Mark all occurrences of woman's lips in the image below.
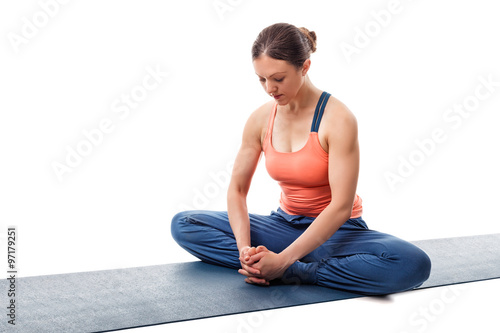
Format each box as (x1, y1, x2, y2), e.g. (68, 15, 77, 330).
(273, 94, 282, 100)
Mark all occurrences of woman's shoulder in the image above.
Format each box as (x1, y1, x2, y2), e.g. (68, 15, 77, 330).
(252, 99, 275, 121)
(321, 95, 358, 151)
(323, 95, 358, 131)
(245, 100, 275, 130)
(239, 100, 275, 149)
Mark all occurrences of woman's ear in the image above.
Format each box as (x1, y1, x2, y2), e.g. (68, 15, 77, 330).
(301, 59, 311, 76)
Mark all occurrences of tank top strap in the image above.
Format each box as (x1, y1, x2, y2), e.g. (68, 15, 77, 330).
(262, 103, 278, 151)
(311, 91, 331, 133)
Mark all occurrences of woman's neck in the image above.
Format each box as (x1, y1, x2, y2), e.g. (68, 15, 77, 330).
(281, 75, 322, 115)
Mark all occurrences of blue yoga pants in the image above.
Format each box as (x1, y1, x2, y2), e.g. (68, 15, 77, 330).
(171, 207, 431, 296)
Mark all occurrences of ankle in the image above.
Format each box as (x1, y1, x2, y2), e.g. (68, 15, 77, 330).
(281, 261, 318, 285)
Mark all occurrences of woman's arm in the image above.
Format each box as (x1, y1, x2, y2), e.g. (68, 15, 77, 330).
(227, 105, 267, 269)
(280, 103, 360, 263)
(243, 101, 361, 282)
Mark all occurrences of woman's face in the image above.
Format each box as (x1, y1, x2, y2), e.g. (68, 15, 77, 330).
(253, 54, 309, 105)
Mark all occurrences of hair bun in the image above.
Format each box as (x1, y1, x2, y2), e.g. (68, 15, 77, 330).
(299, 27, 317, 53)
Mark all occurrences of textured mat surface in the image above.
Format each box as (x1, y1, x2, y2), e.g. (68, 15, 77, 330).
(412, 233, 500, 288)
(1, 233, 499, 332)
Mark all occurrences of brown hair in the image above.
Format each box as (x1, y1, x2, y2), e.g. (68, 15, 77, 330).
(251, 23, 317, 70)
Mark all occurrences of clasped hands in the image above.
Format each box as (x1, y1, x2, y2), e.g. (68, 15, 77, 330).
(238, 245, 292, 286)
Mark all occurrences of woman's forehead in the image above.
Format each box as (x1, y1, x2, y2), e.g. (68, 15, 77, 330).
(253, 56, 291, 77)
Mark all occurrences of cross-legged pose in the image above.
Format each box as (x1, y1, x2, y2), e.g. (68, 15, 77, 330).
(171, 22, 431, 295)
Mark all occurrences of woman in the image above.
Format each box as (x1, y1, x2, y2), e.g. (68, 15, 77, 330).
(171, 22, 431, 295)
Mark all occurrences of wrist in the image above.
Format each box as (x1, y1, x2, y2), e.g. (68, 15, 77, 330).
(278, 250, 298, 268)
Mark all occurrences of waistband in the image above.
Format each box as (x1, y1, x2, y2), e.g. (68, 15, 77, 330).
(272, 206, 366, 228)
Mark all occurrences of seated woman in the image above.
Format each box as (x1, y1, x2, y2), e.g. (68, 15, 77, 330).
(171, 22, 431, 296)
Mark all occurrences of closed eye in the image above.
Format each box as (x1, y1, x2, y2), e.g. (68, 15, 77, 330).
(259, 77, 284, 82)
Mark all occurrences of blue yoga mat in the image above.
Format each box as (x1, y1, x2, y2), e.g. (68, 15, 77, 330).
(1, 233, 499, 332)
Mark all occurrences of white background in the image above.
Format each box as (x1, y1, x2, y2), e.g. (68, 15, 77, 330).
(1, 0, 499, 332)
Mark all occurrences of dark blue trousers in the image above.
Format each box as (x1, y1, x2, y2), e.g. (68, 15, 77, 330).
(171, 207, 431, 295)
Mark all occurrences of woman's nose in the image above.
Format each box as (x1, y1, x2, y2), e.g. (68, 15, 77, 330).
(265, 82, 276, 95)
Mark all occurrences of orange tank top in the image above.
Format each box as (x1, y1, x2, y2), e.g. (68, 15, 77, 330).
(262, 91, 363, 218)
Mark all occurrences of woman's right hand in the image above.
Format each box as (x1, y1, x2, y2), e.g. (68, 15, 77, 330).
(238, 246, 270, 285)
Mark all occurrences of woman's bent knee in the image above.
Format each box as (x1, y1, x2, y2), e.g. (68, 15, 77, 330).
(393, 245, 431, 293)
(410, 247, 432, 287)
(170, 211, 193, 246)
(376, 241, 431, 294)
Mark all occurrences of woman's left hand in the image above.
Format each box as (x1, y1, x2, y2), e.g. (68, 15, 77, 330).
(238, 246, 293, 284)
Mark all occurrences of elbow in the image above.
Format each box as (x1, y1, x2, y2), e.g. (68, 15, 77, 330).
(339, 209, 353, 222)
(327, 202, 353, 222)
